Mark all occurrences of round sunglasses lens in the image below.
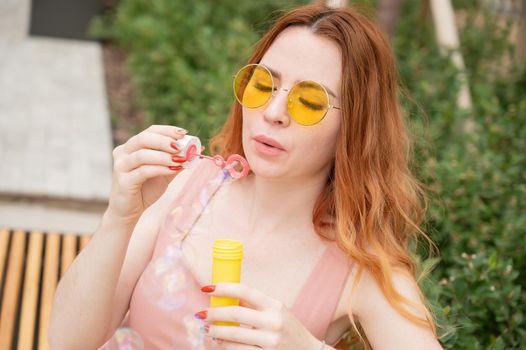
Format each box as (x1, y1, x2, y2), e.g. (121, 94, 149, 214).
(287, 81, 329, 125)
(233, 65, 273, 108)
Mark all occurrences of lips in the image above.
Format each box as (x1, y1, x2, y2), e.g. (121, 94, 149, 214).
(253, 135, 285, 151)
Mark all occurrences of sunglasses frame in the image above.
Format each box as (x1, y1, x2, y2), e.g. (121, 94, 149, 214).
(233, 63, 340, 126)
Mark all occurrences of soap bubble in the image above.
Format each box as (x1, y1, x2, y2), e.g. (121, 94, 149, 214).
(105, 328, 144, 350)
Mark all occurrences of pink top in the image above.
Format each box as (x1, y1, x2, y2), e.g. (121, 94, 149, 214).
(100, 159, 351, 349)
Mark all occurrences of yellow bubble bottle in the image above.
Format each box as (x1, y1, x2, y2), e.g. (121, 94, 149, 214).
(210, 239, 243, 326)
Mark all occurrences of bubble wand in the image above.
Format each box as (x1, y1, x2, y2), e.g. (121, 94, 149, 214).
(176, 135, 250, 179)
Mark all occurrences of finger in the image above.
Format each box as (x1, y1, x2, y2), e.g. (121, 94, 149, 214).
(119, 164, 183, 189)
(146, 124, 188, 139)
(206, 283, 280, 310)
(206, 325, 274, 348)
(123, 131, 183, 155)
(145, 125, 188, 146)
(203, 306, 274, 330)
(116, 148, 187, 172)
(239, 299, 258, 310)
(217, 340, 260, 350)
(112, 144, 125, 159)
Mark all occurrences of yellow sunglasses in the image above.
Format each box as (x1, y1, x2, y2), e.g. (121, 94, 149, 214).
(233, 64, 340, 126)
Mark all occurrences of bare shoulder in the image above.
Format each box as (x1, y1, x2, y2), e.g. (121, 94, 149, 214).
(350, 268, 423, 316)
(348, 267, 442, 349)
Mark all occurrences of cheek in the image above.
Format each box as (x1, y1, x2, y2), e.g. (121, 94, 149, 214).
(287, 128, 338, 176)
(310, 134, 337, 162)
(299, 123, 339, 160)
(241, 111, 253, 148)
(241, 109, 261, 161)
(321, 115, 341, 158)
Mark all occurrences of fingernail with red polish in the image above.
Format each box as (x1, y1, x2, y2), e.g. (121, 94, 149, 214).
(201, 285, 215, 293)
(170, 142, 179, 151)
(172, 155, 187, 163)
(194, 310, 207, 320)
(168, 165, 183, 171)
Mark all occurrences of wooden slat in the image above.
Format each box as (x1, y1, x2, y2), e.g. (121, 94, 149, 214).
(0, 229, 91, 348)
(39, 232, 60, 350)
(0, 228, 9, 288)
(80, 235, 91, 250)
(18, 230, 44, 350)
(0, 229, 26, 349)
(61, 234, 77, 279)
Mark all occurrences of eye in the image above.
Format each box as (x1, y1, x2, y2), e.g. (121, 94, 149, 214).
(254, 82, 273, 92)
(299, 97, 324, 111)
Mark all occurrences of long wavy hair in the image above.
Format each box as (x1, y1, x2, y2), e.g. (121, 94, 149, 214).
(210, 3, 437, 342)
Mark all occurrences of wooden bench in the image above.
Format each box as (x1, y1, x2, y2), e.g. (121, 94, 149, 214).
(0, 228, 91, 350)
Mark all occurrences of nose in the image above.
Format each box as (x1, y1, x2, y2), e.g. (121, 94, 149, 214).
(262, 88, 291, 127)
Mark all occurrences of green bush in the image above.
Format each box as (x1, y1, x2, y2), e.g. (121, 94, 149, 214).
(91, 0, 526, 348)
(90, 0, 310, 140)
(395, 0, 526, 348)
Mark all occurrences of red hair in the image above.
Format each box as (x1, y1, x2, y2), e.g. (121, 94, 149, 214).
(210, 3, 437, 342)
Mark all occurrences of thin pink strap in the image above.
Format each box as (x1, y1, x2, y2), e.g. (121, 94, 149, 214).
(291, 242, 351, 340)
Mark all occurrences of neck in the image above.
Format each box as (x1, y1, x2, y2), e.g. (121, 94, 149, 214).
(242, 169, 330, 236)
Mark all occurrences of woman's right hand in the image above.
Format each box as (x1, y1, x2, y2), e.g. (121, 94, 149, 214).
(106, 125, 189, 225)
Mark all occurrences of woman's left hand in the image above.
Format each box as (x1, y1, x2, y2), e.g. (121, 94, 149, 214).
(195, 282, 321, 349)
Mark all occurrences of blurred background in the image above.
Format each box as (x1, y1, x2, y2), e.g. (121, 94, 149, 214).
(0, 0, 524, 349)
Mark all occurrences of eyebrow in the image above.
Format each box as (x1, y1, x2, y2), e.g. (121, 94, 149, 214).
(262, 64, 338, 99)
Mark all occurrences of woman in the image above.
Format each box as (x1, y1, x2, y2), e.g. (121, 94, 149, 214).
(50, 4, 443, 349)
